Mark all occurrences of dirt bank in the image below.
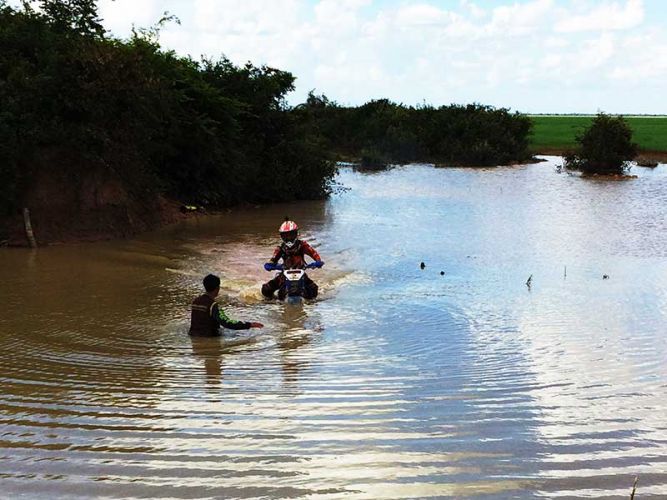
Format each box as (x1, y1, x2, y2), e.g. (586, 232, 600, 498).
(0, 167, 187, 247)
(534, 148, 667, 162)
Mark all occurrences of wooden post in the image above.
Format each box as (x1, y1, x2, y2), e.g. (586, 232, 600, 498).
(23, 207, 37, 248)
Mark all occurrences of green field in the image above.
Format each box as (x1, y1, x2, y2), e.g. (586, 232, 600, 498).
(529, 115, 667, 153)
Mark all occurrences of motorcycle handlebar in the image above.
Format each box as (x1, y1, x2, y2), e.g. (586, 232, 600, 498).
(264, 262, 322, 271)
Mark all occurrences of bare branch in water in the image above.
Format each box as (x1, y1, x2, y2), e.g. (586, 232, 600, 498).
(630, 476, 638, 500)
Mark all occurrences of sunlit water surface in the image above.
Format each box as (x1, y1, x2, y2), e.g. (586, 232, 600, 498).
(1, 157, 666, 498)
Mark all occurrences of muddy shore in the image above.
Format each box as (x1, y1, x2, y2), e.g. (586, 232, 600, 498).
(535, 147, 667, 163)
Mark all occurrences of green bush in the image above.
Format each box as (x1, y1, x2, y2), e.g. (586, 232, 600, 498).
(0, 0, 335, 217)
(297, 95, 533, 167)
(564, 113, 638, 174)
(0, 0, 534, 227)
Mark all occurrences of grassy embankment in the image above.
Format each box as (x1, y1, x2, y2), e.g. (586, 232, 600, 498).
(529, 115, 667, 158)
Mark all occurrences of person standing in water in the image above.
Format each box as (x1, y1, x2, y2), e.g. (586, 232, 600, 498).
(189, 274, 263, 336)
(261, 218, 324, 300)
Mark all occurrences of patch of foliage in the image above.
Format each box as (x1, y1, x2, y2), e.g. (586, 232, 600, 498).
(564, 113, 638, 174)
(0, 0, 335, 216)
(1, 0, 535, 224)
(295, 93, 533, 167)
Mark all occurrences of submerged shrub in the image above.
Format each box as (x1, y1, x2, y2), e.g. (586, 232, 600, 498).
(564, 113, 638, 174)
(360, 148, 389, 169)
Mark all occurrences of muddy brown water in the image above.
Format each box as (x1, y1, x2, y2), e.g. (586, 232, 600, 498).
(1, 157, 666, 498)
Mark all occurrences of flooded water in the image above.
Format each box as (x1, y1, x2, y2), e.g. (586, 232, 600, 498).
(1, 157, 666, 498)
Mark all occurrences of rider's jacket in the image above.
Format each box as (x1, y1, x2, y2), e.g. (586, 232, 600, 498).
(268, 239, 321, 269)
(189, 294, 251, 336)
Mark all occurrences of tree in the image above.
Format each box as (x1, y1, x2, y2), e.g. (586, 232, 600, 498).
(0, 0, 335, 232)
(38, 0, 105, 38)
(564, 113, 638, 174)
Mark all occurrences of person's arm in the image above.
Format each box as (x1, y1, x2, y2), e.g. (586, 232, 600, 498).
(211, 303, 251, 330)
(269, 245, 283, 264)
(301, 241, 322, 262)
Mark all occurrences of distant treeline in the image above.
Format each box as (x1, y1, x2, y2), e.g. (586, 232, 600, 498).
(296, 93, 533, 167)
(1, 0, 533, 225)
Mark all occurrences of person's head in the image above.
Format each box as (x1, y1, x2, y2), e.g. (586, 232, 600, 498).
(203, 274, 221, 295)
(279, 218, 299, 248)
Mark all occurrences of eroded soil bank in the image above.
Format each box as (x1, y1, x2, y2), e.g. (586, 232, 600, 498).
(0, 167, 186, 247)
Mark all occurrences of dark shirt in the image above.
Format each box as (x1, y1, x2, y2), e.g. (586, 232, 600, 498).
(189, 293, 251, 336)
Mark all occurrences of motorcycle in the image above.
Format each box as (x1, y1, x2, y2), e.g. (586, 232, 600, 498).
(264, 262, 321, 303)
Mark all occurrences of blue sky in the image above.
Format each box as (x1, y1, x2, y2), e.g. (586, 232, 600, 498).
(10, 0, 667, 113)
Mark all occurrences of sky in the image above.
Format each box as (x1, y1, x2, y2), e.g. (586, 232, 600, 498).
(11, 0, 667, 113)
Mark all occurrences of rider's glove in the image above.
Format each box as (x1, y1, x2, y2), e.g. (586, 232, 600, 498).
(313, 261, 324, 268)
(264, 262, 275, 271)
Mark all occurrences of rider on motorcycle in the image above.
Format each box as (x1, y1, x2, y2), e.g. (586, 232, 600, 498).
(261, 219, 324, 300)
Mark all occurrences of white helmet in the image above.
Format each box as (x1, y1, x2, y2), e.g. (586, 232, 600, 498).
(279, 219, 299, 248)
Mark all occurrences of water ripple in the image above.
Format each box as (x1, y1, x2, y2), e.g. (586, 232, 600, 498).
(1, 161, 667, 498)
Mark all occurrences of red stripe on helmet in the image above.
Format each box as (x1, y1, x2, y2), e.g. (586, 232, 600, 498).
(279, 221, 298, 232)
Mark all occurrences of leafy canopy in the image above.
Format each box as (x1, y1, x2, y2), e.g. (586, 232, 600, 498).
(565, 113, 638, 174)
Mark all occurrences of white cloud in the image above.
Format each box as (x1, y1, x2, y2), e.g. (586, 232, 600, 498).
(608, 30, 667, 82)
(577, 32, 616, 69)
(192, 0, 301, 35)
(394, 4, 454, 27)
(460, 0, 487, 20)
(160, 0, 308, 66)
(486, 0, 554, 36)
(5, 0, 665, 112)
(544, 36, 571, 49)
(98, 0, 162, 37)
(555, 0, 644, 33)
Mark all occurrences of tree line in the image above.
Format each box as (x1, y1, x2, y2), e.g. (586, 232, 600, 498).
(0, 0, 335, 220)
(295, 93, 533, 167)
(0, 0, 535, 229)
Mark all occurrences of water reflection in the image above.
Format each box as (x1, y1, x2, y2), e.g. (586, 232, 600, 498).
(276, 303, 313, 390)
(189, 335, 259, 386)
